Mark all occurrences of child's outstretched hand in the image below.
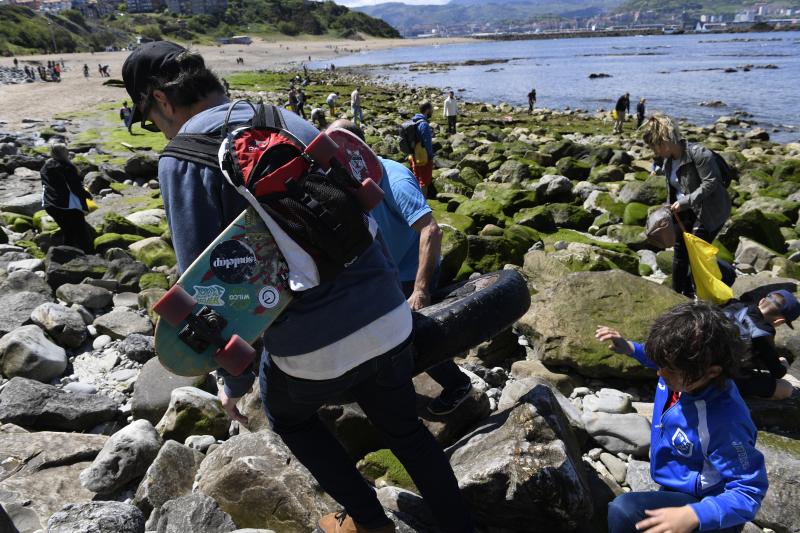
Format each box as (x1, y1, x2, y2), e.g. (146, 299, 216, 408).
(595, 326, 633, 356)
(635, 506, 699, 533)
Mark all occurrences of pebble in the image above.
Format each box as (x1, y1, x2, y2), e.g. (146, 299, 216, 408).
(570, 387, 591, 398)
(64, 382, 98, 395)
(93, 335, 112, 350)
(110, 369, 138, 382)
(587, 448, 603, 461)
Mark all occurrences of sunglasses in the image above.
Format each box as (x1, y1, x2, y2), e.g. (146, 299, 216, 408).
(139, 97, 161, 133)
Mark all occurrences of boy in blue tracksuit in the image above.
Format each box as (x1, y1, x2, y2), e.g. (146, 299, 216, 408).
(596, 302, 768, 533)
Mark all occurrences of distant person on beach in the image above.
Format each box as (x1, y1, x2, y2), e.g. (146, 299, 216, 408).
(121, 40, 473, 533)
(13, 58, 18, 69)
(40, 144, 93, 253)
(329, 118, 474, 414)
(443, 90, 458, 134)
(640, 114, 731, 298)
(296, 88, 307, 119)
(83, 64, 89, 79)
(120, 101, 133, 134)
(310, 105, 327, 128)
(598, 303, 768, 533)
(637, 97, 647, 128)
(326, 92, 338, 116)
(287, 87, 298, 113)
(409, 101, 435, 196)
(614, 92, 630, 133)
(351, 86, 363, 126)
(527, 88, 536, 113)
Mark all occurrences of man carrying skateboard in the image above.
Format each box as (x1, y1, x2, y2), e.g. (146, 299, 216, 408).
(329, 119, 473, 415)
(122, 42, 473, 533)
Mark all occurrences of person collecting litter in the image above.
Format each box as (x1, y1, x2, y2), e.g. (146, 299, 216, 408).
(122, 41, 473, 533)
(596, 302, 768, 533)
(640, 114, 731, 299)
(40, 144, 94, 253)
(328, 119, 474, 415)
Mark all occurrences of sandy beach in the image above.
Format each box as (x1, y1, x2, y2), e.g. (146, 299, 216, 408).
(0, 35, 472, 130)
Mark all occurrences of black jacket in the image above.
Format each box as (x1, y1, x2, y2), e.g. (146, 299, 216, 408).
(40, 158, 89, 211)
(615, 95, 629, 113)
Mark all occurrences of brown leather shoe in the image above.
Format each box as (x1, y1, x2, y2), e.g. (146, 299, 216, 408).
(317, 511, 396, 533)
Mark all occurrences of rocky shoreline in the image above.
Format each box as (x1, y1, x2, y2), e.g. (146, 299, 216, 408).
(0, 69, 798, 533)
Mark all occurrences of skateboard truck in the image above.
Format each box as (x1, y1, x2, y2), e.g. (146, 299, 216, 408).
(178, 306, 228, 353)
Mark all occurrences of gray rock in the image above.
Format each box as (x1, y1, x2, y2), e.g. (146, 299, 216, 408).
(119, 334, 155, 364)
(113, 292, 140, 309)
(47, 501, 145, 533)
(6, 258, 43, 273)
(0, 193, 41, 217)
(582, 411, 651, 458)
(125, 153, 159, 181)
(133, 440, 204, 517)
(93, 308, 153, 339)
(582, 388, 634, 414)
(196, 431, 336, 532)
(448, 381, 592, 531)
(56, 283, 113, 309)
(755, 433, 800, 533)
(735, 237, 779, 272)
(102, 254, 148, 292)
(80, 419, 162, 494)
(375, 486, 439, 533)
(132, 358, 209, 425)
(0, 269, 52, 298)
(2, 501, 36, 532)
(64, 382, 97, 394)
(185, 434, 216, 453)
(155, 387, 228, 443)
(618, 175, 667, 205)
(624, 459, 659, 492)
(93, 335, 112, 350)
(0, 377, 118, 431)
(126, 209, 167, 227)
(536, 174, 573, 201)
(0, 429, 107, 478)
(45, 248, 108, 288)
(29, 302, 87, 348)
(152, 493, 236, 533)
(0, 291, 51, 336)
(599, 452, 627, 484)
(0, 324, 67, 382)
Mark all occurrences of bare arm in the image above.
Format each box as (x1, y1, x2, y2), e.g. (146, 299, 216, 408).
(408, 213, 442, 310)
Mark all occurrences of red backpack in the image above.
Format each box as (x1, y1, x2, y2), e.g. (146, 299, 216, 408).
(161, 101, 383, 282)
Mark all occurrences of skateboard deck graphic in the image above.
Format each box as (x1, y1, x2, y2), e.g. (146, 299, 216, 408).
(154, 206, 292, 376)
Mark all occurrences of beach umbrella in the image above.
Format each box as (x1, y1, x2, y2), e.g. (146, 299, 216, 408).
(676, 215, 732, 305)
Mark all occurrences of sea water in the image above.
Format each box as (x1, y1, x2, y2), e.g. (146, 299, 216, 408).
(321, 31, 800, 143)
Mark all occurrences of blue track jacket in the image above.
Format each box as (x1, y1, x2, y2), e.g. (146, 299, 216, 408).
(630, 343, 768, 530)
(412, 113, 433, 159)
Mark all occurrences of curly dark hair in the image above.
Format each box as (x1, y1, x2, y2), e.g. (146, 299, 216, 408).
(644, 301, 744, 389)
(142, 50, 224, 110)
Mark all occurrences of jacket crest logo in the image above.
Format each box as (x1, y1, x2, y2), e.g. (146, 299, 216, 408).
(671, 428, 694, 457)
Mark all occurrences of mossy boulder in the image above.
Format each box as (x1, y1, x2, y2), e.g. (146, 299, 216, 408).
(155, 387, 229, 443)
(439, 225, 468, 284)
(491, 159, 532, 184)
(605, 224, 649, 251)
(472, 182, 539, 216)
(772, 158, 800, 181)
(357, 449, 416, 492)
(555, 157, 591, 180)
(129, 237, 177, 269)
(517, 270, 688, 378)
(94, 233, 144, 253)
(623, 203, 649, 226)
(638, 263, 654, 276)
(32, 210, 59, 232)
(457, 154, 489, 178)
(737, 197, 800, 224)
(460, 228, 537, 277)
(543, 139, 591, 161)
(619, 174, 667, 205)
(101, 212, 161, 238)
(544, 203, 594, 231)
(718, 208, 786, 254)
(458, 166, 484, 189)
(139, 272, 170, 291)
(586, 191, 626, 219)
(435, 210, 476, 234)
(589, 165, 625, 183)
(513, 206, 556, 232)
(550, 242, 639, 275)
(656, 250, 674, 274)
(455, 198, 508, 229)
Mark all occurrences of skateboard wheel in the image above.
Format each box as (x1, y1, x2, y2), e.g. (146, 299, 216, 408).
(215, 335, 257, 376)
(305, 132, 339, 170)
(354, 178, 384, 211)
(153, 285, 197, 328)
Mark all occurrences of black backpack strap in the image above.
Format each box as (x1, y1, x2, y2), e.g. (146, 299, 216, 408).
(161, 133, 223, 169)
(252, 102, 286, 131)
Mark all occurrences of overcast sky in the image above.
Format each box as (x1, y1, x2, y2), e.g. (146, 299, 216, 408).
(333, 0, 450, 6)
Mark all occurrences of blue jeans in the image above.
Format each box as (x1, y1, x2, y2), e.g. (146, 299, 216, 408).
(259, 340, 473, 533)
(352, 105, 364, 125)
(608, 491, 744, 533)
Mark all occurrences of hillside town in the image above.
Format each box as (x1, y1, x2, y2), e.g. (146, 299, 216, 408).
(0, 0, 227, 16)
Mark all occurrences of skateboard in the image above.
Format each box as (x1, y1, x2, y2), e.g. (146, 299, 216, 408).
(153, 129, 384, 377)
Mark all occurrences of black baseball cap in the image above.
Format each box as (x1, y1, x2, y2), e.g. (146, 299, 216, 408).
(122, 41, 187, 126)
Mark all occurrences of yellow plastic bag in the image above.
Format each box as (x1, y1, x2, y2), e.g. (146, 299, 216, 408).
(413, 143, 429, 166)
(612, 109, 618, 121)
(683, 232, 733, 305)
(86, 198, 98, 212)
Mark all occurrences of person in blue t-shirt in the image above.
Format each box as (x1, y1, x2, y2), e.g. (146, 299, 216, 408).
(329, 120, 474, 415)
(596, 302, 768, 533)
